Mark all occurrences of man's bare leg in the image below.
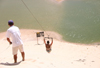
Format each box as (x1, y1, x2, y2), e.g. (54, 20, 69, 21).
(21, 52, 25, 61)
(14, 54, 17, 63)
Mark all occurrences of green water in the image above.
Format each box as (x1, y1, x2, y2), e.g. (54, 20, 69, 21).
(0, 0, 100, 44)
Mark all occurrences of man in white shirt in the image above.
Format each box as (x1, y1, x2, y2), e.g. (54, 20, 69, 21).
(6, 20, 25, 63)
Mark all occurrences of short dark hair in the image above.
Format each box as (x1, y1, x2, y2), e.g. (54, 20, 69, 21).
(47, 41, 49, 44)
(8, 22, 13, 26)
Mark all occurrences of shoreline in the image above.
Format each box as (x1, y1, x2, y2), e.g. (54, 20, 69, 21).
(0, 29, 99, 46)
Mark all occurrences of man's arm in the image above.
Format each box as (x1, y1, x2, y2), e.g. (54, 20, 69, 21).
(50, 38, 53, 46)
(44, 38, 46, 44)
(7, 38, 12, 44)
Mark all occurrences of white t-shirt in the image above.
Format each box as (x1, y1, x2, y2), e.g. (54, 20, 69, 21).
(6, 26, 23, 47)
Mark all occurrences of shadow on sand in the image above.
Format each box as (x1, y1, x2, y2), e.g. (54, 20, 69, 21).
(0, 61, 22, 66)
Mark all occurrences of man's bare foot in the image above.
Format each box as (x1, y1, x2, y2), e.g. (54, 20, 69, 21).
(22, 59, 25, 61)
(14, 61, 17, 63)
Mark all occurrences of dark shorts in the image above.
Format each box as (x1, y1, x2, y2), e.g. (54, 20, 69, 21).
(46, 48, 51, 53)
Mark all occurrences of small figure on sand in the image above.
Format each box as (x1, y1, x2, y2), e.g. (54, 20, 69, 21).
(6, 20, 25, 63)
(44, 37, 53, 53)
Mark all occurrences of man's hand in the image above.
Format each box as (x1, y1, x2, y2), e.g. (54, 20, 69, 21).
(10, 42, 12, 45)
(7, 38, 12, 45)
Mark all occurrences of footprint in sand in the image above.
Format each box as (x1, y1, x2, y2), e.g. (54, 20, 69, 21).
(32, 60, 37, 62)
(39, 62, 44, 64)
(25, 59, 37, 62)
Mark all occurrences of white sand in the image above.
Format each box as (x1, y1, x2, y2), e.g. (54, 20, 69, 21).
(0, 29, 100, 68)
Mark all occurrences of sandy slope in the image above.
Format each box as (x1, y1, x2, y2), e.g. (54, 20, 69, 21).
(0, 29, 100, 68)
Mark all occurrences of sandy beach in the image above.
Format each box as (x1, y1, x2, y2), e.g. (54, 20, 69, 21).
(0, 29, 100, 68)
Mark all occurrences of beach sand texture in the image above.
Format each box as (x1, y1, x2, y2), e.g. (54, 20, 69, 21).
(0, 29, 100, 68)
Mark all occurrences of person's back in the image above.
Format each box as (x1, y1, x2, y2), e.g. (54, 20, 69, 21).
(44, 38, 53, 53)
(7, 26, 23, 47)
(46, 44, 51, 48)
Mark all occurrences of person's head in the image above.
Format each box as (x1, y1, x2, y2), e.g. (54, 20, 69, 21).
(8, 20, 14, 26)
(47, 41, 49, 44)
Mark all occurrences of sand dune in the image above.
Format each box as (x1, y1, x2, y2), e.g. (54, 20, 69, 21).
(56, 0, 64, 2)
(0, 29, 100, 68)
(50, 0, 64, 3)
